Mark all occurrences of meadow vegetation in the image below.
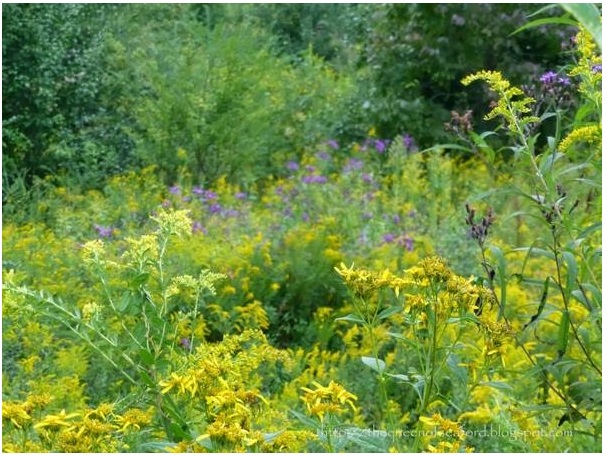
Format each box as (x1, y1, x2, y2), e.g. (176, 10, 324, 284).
(2, 4, 602, 452)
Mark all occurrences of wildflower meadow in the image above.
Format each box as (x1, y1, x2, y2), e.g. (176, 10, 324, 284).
(2, 4, 602, 453)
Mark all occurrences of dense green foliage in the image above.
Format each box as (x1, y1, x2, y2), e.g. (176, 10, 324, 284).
(3, 3, 573, 192)
(2, 3, 602, 454)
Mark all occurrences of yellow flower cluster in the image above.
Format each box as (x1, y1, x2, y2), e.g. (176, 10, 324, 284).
(81, 239, 106, 265)
(159, 329, 290, 452)
(152, 208, 193, 238)
(167, 268, 227, 299)
(2, 400, 147, 452)
(114, 407, 154, 433)
(420, 412, 469, 452)
(335, 262, 409, 298)
(461, 70, 539, 133)
(300, 380, 358, 421)
(568, 28, 602, 106)
(122, 234, 160, 268)
(558, 124, 602, 157)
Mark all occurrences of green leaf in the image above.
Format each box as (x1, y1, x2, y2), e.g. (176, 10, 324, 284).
(522, 276, 551, 330)
(513, 246, 555, 260)
(560, 251, 578, 300)
(512, 15, 578, 36)
(138, 368, 157, 389)
(361, 356, 386, 374)
(289, 409, 320, 429)
(195, 436, 214, 451)
(560, 3, 602, 50)
(446, 316, 478, 325)
(130, 272, 150, 288)
(571, 290, 592, 309)
(139, 348, 156, 366)
(339, 427, 389, 452)
(557, 311, 570, 356)
(387, 332, 420, 349)
(469, 131, 496, 162)
(386, 373, 409, 382)
(481, 381, 514, 391)
(377, 306, 402, 321)
(488, 245, 508, 317)
(263, 430, 284, 443)
(335, 314, 364, 324)
(421, 143, 473, 154)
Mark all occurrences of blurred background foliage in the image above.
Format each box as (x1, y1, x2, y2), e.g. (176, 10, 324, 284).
(3, 3, 571, 195)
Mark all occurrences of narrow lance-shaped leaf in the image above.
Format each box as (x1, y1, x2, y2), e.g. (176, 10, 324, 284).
(557, 310, 570, 357)
(523, 276, 551, 330)
(560, 251, 578, 301)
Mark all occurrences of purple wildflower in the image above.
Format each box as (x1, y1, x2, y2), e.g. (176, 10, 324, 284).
(203, 190, 218, 201)
(180, 338, 191, 350)
(94, 224, 114, 238)
(362, 173, 374, 184)
(192, 221, 207, 235)
(402, 134, 417, 151)
(193, 186, 204, 196)
(169, 185, 181, 195)
(383, 233, 396, 243)
(401, 236, 414, 252)
(286, 161, 299, 171)
(209, 203, 222, 214)
(374, 139, 387, 153)
(592, 64, 602, 73)
(539, 71, 558, 84)
(327, 139, 339, 149)
(161, 200, 171, 208)
(316, 151, 330, 161)
(343, 158, 364, 173)
(302, 175, 328, 184)
(392, 214, 401, 224)
(540, 71, 570, 86)
(305, 165, 316, 173)
(235, 191, 247, 200)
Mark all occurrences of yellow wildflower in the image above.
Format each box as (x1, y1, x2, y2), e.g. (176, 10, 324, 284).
(558, 125, 601, 156)
(152, 208, 192, 238)
(300, 380, 358, 421)
(335, 262, 408, 298)
(2, 401, 32, 428)
(462, 70, 539, 133)
(18, 355, 40, 374)
(420, 412, 464, 438)
(458, 404, 493, 424)
(33, 409, 80, 430)
(80, 301, 101, 321)
(24, 393, 53, 410)
(81, 239, 105, 265)
(159, 372, 190, 395)
(114, 408, 153, 433)
(85, 402, 114, 421)
(234, 300, 270, 330)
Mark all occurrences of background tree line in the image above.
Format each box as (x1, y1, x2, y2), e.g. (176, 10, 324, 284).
(3, 3, 569, 194)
